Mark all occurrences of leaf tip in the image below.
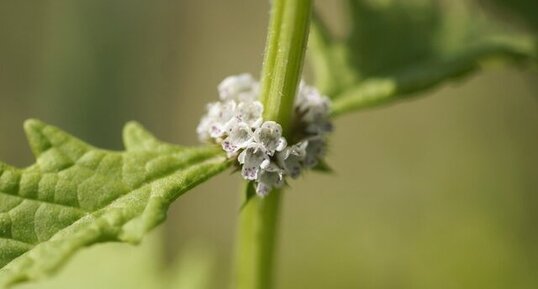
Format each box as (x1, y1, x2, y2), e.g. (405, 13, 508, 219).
(123, 121, 144, 133)
(23, 118, 45, 132)
(23, 118, 52, 156)
(123, 121, 159, 151)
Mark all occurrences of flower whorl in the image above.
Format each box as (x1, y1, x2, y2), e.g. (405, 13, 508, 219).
(197, 74, 332, 196)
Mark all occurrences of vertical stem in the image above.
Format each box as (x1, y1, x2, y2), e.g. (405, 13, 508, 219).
(234, 183, 282, 289)
(259, 0, 313, 133)
(233, 1, 312, 289)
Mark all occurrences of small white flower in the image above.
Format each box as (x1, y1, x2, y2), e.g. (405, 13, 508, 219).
(199, 100, 238, 139)
(296, 83, 331, 124)
(197, 101, 229, 142)
(196, 115, 213, 142)
(276, 141, 307, 178)
(222, 122, 254, 155)
(255, 182, 271, 197)
(256, 165, 284, 197)
(254, 121, 287, 156)
(238, 144, 268, 180)
(218, 74, 259, 102)
(235, 101, 264, 128)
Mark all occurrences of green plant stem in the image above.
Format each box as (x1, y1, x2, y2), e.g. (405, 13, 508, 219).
(233, 0, 312, 289)
(234, 183, 282, 289)
(259, 0, 312, 133)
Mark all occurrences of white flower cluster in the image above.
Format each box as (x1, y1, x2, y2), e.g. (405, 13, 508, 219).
(197, 74, 332, 197)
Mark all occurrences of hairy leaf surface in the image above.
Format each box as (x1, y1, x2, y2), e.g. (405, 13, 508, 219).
(310, 0, 537, 116)
(0, 120, 230, 287)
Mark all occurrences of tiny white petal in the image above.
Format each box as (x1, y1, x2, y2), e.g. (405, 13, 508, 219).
(260, 159, 271, 169)
(276, 137, 287, 152)
(209, 123, 226, 138)
(196, 116, 212, 142)
(296, 82, 331, 124)
(255, 169, 284, 196)
(239, 144, 268, 180)
(219, 101, 238, 123)
(238, 150, 247, 164)
(236, 101, 264, 128)
(276, 141, 307, 178)
(256, 182, 271, 197)
(222, 122, 254, 154)
(254, 121, 284, 155)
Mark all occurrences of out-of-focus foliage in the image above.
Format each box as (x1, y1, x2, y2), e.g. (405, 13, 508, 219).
(17, 231, 217, 289)
(17, 232, 165, 289)
(309, 0, 537, 116)
(485, 0, 538, 32)
(0, 120, 228, 287)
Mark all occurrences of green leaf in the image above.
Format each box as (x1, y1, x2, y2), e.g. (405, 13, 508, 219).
(0, 119, 230, 287)
(309, 0, 537, 116)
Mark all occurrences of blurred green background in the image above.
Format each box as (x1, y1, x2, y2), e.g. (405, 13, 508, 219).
(1, 1, 537, 289)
